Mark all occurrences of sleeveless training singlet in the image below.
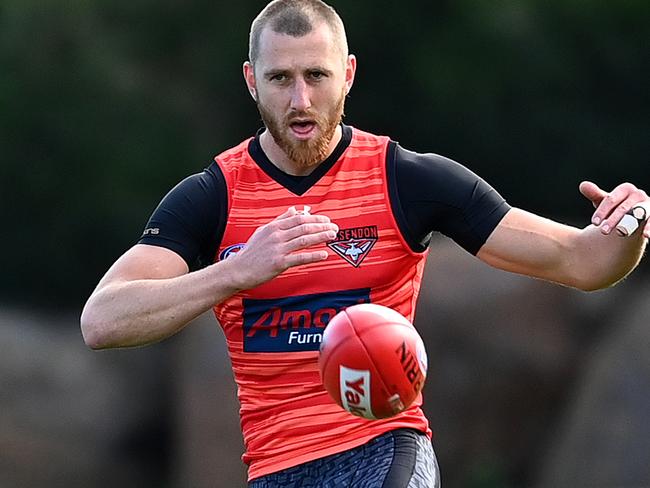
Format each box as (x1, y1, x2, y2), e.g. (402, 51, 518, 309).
(138, 124, 511, 481)
(213, 127, 430, 480)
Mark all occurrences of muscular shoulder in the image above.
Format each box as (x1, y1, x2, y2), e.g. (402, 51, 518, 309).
(393, 145, 484, 204)
(138, 162, 227, 270)
(389, 143, 510, 254)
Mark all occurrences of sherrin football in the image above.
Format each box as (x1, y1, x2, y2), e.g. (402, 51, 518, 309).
(318, 303, 428, 419)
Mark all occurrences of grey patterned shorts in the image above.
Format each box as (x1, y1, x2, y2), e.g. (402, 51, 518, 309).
(248, 429, 441, 488)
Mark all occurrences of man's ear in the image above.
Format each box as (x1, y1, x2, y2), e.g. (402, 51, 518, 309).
(243, 61, 257, 101)
(345, 54, 357, 96)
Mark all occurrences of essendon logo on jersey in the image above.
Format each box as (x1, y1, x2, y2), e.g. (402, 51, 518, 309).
(242, 288, 371, 353)
(327, 225, 378, 267)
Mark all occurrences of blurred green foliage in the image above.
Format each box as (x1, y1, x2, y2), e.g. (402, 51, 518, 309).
(1, 0, 648, 307)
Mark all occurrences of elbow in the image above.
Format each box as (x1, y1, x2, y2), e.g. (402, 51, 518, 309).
(563, 257, 625, 292)
(569, 273, 620, 293)
(80, 308, 112, 350)
(578, 279, 622, 293)
(574, 281, 607, 293)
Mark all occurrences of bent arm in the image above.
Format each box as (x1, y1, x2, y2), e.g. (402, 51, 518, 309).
(477, 208, 647, 291)
(80, 244, 244, 349)
(80, 207, 338, 349)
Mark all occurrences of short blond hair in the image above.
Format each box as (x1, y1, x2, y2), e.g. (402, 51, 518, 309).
(248, 0, 348, 64)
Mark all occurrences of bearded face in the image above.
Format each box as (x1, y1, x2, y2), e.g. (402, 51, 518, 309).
(244, 22, 355, 171)
(257, 86, 346, 170)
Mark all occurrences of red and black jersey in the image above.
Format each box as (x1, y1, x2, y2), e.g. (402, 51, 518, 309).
(213, 127, 429, 479)
(138, 124, 511, 479)
(139, 125, 510, 268)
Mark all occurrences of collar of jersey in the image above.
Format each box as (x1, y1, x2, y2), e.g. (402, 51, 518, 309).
(248, 123, 353, 196)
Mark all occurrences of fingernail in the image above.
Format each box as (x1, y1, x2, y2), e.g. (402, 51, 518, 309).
(593, 216, 601, 225)
(602, 223, 610, 234)
(326, 231, 337, 239)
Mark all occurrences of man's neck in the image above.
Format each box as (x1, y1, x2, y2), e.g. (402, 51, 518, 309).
(259, 125, 343, 176)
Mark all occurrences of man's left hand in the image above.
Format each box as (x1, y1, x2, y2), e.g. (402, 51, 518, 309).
(579, 181, 650, 239)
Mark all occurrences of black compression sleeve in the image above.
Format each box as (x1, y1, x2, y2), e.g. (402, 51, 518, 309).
(388, 143, 511, 255)
(137, 161, 227, 270)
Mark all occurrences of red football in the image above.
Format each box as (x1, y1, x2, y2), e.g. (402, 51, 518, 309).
(318, 303, 428, 419)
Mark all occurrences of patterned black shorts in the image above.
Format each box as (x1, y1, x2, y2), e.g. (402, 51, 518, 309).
(248, 429, 440, 488)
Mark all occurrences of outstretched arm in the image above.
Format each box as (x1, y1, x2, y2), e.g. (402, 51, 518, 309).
(477, 181, 648, 291)
(80, 207, 338, 349)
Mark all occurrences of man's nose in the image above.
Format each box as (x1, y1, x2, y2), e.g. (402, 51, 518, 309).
(290, 78, 311, 112)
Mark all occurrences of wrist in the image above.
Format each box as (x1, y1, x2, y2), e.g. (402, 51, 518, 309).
(209, 254, 255, 295)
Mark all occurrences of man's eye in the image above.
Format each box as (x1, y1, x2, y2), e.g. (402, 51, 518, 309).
(309, 71, 325, 80)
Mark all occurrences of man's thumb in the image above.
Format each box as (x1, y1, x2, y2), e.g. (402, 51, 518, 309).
(579, 181, 606, 207)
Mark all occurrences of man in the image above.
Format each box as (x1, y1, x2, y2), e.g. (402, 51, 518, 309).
(80, 0, 649, 486)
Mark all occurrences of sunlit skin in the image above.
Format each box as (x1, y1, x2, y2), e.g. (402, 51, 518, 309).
(244, 23, 356, 175)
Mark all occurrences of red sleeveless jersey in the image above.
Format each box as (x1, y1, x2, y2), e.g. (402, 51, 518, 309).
(213, 127, 430, 480)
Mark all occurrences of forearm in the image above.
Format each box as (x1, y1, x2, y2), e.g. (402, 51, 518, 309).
(478, 208, 647, 291)
(81, 208, 338, 349)
(570, 224, 647, 291)
(80, 260, 242, 349)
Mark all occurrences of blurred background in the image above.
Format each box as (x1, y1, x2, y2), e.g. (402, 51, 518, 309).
(1, 0, 649, 487)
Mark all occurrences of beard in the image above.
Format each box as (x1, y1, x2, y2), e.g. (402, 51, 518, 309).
(257, 89, 346, 170)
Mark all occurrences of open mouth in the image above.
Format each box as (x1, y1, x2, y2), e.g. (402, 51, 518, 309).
(289, 120, 317, 138)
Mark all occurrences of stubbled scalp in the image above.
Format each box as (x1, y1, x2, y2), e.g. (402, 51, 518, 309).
(270, 8, 313, 38)
(249, 0, 349, 64)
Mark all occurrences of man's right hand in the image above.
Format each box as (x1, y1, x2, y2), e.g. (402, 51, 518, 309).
(229, 206, 338, 290)
(80, 206, 338, 349)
